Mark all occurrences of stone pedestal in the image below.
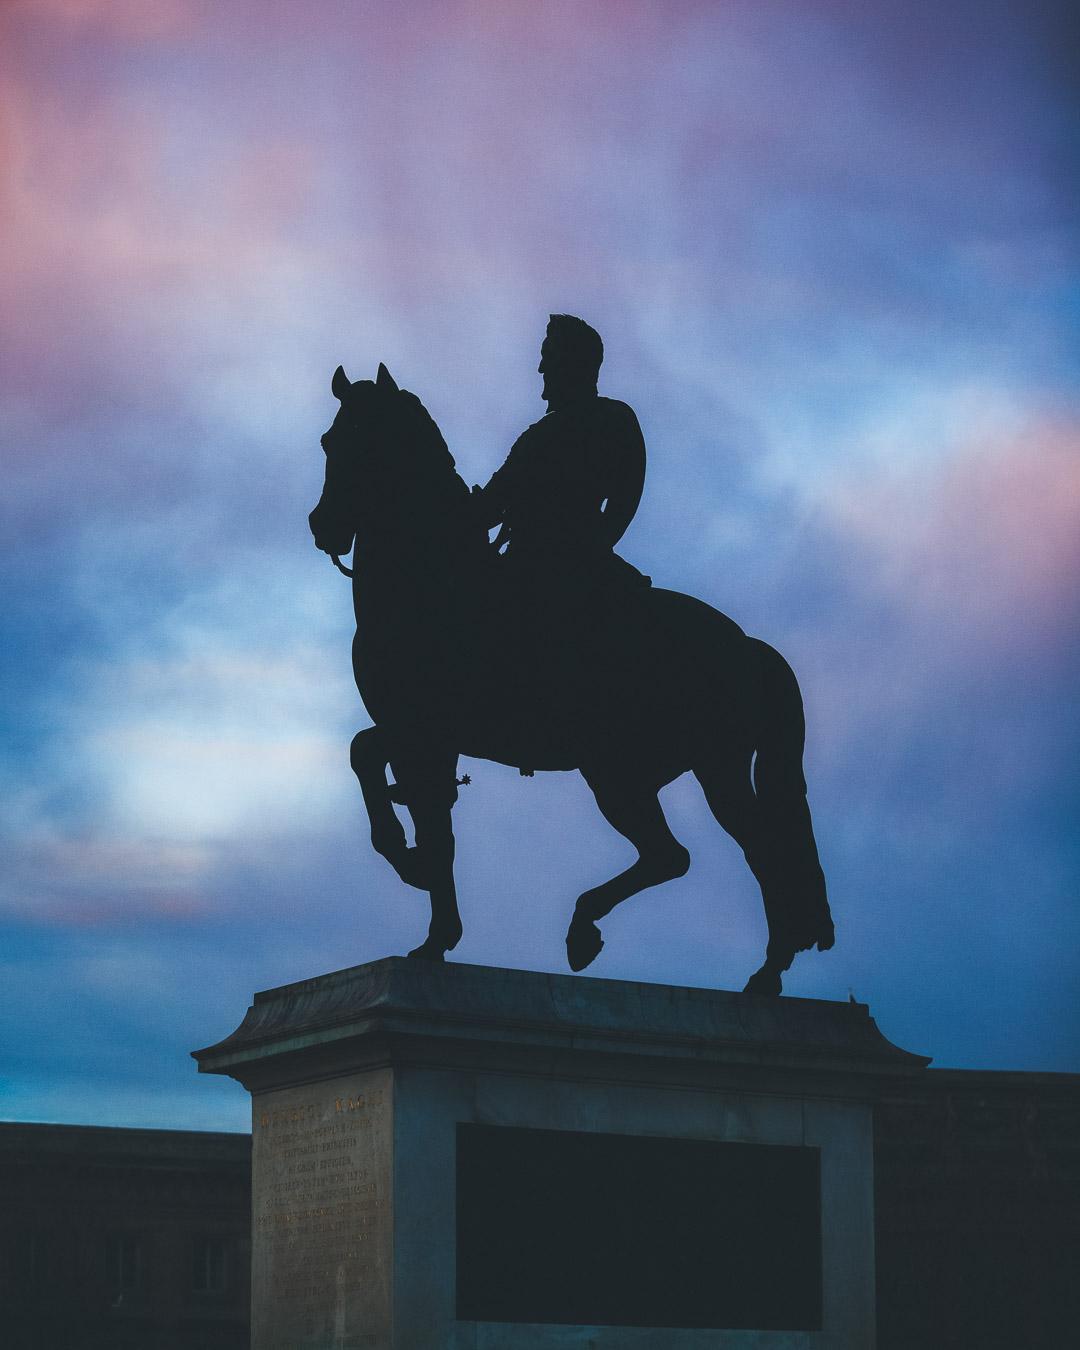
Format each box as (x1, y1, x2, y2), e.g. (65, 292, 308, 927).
(193, 959, 928, 1350)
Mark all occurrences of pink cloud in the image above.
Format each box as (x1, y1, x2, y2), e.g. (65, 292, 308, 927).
(38, 892, 210, 928)
(0, 51, 337, 490)
(795, 414, 1080, 773)
(7, 0, 193, 41)
(828, 416, 1080, 645)
(0, 832, 214, 916)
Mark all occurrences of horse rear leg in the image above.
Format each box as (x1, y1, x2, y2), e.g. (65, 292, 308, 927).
(749, 641, 833, 963)
(566, 772, 690, 972)
(740, 766, 833, 995)
(698, 641, 834, 995)
(695, 755, 796, 996)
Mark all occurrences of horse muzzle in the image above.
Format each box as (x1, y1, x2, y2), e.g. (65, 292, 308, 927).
(308, 506, 355, 559)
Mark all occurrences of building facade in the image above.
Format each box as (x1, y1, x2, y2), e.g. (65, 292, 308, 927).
(875, 1068, 1080, 1349)
(0, 1123, 250, 1350)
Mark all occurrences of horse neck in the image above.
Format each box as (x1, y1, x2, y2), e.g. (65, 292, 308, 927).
(351, 474, 478, 611)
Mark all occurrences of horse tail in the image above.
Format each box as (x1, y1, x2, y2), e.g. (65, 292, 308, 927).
(748, 639, 807, 798)
(747, 638, 835, 957)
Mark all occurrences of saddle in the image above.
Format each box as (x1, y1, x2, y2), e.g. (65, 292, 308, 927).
(461, 549, 654, 768)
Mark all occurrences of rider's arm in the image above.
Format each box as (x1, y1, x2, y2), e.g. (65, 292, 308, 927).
(599, 404, 646, 548)
(471, 430, 529, 530)
(470, 469, 507, 529)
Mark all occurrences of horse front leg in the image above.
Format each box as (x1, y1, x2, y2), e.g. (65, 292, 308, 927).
(404, 792, 462, 960)
(386, 747, 462, 961)
(350, 728, 430, 890)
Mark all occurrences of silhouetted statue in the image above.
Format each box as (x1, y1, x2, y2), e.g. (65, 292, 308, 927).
(470, 317, 652, 741)
(308, 319, 834, 995)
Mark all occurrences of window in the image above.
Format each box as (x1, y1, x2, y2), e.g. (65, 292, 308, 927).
(27, 1229, 59, 1286)
(107, 1233, 143, 1292)
(192, 1236, 228, 1293)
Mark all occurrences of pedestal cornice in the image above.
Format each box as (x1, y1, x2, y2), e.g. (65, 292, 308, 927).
(193, 957, 929, 1096)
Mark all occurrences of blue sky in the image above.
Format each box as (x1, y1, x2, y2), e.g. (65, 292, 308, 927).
(1, 0, 1077, 1131)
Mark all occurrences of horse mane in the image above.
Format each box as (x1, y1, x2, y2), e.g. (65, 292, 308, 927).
(394, 389, 460, 483)
(367, 387, 482, 560)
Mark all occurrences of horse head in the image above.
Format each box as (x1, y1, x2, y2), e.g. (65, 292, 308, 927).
(310, 361, 470, 570)
(308, 361, 423, 562)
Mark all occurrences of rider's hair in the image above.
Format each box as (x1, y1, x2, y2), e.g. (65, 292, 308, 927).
(547, 314, 603, 381)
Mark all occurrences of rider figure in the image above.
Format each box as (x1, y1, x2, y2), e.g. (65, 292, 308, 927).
(471, 315, 651, 737)
(472, 314, 650, 600)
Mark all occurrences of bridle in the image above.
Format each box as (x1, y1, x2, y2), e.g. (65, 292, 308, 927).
(331, 554, 354, 578)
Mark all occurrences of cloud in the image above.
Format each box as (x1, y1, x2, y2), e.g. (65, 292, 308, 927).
(6, 0, 193, 41)
(53, 638, 353, 829)
(0, 563, 364, 932)
(826, 413, 1080, 645)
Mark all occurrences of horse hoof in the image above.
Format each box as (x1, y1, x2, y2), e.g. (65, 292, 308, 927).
(394, 848, 432, 891)
(743, 967, 782, 997)
(566, 917, 604, 972)
(407, 939, 446, 961)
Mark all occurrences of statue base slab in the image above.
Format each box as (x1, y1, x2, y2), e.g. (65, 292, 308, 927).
(194, 958, 928, 1349)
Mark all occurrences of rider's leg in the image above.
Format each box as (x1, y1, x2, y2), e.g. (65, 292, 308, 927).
(566, 772, 690, 971)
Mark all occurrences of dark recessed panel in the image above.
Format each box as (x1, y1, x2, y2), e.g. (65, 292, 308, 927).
(456, 1123, 821, 1329)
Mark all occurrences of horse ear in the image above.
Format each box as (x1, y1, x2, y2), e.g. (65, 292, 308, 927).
(332, 365, 351, 401)
(376, 363, 398, 394)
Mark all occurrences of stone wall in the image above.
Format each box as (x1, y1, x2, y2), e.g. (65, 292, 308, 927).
(875, 1068, 1080, 1350)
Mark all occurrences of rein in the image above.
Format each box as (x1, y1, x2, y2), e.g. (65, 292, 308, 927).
(331, 553, 354, 578)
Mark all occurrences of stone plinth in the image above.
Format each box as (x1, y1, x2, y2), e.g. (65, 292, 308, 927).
(193, 959, 929, 1350)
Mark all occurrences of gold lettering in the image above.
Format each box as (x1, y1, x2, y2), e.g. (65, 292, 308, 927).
(259, 1103, 317, 1129)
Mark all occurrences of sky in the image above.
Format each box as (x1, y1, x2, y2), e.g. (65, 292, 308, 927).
(1, 0, 1077, 1132)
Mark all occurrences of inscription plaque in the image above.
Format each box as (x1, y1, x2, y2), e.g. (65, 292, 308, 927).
(251, 1071, 392, 1349)
(456, 1124, 822, 1329)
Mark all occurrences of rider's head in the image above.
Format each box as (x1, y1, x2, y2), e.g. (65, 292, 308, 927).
(539, 314, 603, 406)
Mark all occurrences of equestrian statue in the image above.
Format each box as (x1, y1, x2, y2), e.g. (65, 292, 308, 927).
(308, 315, 834, 995)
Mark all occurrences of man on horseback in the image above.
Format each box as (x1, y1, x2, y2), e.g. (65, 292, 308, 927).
(473, 314, 648, 591)
(310, 341, 833, 992)
(472, 316, 652, 725)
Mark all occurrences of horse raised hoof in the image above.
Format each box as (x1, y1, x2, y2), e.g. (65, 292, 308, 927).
(743, 965, 783, 997)
(385, 846, 431, 891)
(407, 937, 447, 961)
(566, 915, 604, 972)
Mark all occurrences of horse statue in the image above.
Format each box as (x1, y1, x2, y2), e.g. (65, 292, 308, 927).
(308, 363, 834, 995)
